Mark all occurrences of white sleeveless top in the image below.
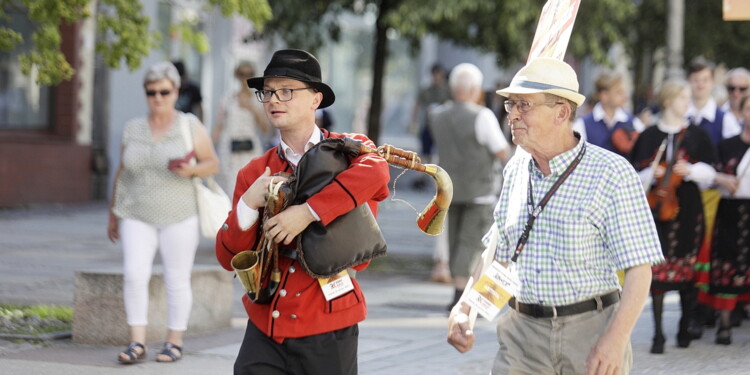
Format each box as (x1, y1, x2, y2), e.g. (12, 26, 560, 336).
(112, 112, 199, 225)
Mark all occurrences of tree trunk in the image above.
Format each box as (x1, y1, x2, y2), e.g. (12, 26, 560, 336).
(367, 0, 391, 145)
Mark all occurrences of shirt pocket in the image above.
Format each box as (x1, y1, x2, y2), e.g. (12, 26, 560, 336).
(548, 206, 601, 267)
(325, 287, 363, 314)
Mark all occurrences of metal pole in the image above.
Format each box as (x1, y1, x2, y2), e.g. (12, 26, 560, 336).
(666, 0, 685, 79)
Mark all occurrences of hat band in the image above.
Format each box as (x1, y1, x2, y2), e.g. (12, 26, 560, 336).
(264, 67, 322, 83)
(513, 80, 579, 94)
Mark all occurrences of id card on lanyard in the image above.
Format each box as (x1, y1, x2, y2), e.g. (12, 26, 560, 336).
(466, 262, 521, 319)
(467, 143, 586, 321)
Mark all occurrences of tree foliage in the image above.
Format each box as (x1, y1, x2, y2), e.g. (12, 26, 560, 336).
(390, 0, 636, 66)
(260, 0, 639, 141)
(257, 0, 358, 53)
(0, 0, 271, 85)
(626, 0, 750, 103)
(233, 0, 750, 139)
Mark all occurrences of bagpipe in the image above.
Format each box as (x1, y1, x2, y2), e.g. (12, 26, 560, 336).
(231, 137, 453, 304)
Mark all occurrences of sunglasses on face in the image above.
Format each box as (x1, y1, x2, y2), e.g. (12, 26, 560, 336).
(146, 89, 173, 97)
(727, 85, 748, 93)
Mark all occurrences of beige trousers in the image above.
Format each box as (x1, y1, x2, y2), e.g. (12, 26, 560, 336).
(492, 303, 632, 375)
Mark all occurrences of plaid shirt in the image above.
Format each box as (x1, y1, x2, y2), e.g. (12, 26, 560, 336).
(494, 138, 663, 306)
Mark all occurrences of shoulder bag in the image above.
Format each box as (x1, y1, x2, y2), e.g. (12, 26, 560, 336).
(178, 115, 232, 238)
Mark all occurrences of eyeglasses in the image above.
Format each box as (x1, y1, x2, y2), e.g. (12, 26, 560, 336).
(255, 87, 313, 103)
(146, 89, 173, 97)
(504, 99, 564, 113)
(727, 85, 749, 93)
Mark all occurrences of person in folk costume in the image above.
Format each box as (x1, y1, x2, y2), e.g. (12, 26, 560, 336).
(573, 70, 646, 156)
(628, 78, 718, 354)
(686, 59, 743, 331)
(696, 93, 750, 345)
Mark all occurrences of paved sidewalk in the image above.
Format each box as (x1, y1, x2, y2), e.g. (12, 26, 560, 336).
(2, 178, 750, 374)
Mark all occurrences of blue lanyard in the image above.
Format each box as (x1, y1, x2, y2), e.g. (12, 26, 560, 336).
(509, 142, 586, 263)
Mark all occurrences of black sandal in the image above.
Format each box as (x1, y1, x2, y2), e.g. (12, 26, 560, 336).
(155, 342, 183, 362)
(118, 342, 147, 364)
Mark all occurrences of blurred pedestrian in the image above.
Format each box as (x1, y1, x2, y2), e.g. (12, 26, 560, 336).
(108, 61, 220, 364)
(428, 63, 510, 309)
(315, 107, 335, 131)
(721, 67, 750, 128)
(172, 60, 204, 121)
(629, 78, 717, 353)
(448, 58, 662, 375)
(686, 58, 736, 330)
(410, 63, 451, 188)
(212, 61, 270, 194)
(214, 49, 390, 375)
(411, 63, 452, 282)
(687, 58, 741, 147)
(697, 93, 750, 345)
(573, 70, 645, 156)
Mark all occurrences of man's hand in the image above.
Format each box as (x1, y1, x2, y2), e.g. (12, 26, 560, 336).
(242, 167, 288, 210)
(447, 306, 475, 353)
(264, 204, 316, 245)
(585, 330, 627, 375)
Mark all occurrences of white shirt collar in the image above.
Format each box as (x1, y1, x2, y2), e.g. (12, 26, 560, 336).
(592, 103, 631, 128)
(656, 121, 687, 135)
(279, 127, 322, 166)
(687, 98, 718, 123)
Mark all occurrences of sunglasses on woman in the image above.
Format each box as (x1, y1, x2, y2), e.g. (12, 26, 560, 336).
(146, 89, 173, 97)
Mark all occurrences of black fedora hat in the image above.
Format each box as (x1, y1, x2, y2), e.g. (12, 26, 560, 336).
(247, 49, 335, 108)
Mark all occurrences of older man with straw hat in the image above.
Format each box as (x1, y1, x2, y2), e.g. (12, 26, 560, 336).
(447, 58, 663, 375)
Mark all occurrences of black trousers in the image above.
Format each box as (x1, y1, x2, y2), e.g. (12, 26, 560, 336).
(234, 320, 359, 375)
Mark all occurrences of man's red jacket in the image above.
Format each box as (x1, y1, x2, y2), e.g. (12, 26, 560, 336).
(215, 129, 390, 342)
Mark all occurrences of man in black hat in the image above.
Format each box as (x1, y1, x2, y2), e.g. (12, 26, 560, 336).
(215, 49, 390, 374)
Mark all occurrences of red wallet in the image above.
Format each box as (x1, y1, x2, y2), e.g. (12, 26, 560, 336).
(168, 150, 196, 171)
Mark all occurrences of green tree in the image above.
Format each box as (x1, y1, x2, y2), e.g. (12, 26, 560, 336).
(0, 0, 271, 85)
(390, 0, 636, 67)
(260, 0, 398, 144)
(261, 0, 636, 143)
(627, 0, 750, 106)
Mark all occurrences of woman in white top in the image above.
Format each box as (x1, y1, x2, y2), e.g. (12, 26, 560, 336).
(212, 61, 269, 194)
(108, 61, 219, 364)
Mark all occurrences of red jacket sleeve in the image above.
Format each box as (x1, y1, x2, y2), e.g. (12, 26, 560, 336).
(215, 132, 390, 271)
(306, 132, 391, 225)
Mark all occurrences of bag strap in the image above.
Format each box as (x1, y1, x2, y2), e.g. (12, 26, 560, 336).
(177, 114, 197, 165)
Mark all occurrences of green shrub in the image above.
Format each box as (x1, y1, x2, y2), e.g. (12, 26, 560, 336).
(0, 304, 72, 321)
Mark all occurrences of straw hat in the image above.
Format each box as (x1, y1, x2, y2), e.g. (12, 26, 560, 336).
(496, 57, 586, 106)
(247, 49, 335, 108)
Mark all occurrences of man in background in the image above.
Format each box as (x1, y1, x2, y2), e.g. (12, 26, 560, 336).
(687, 58, 740, 146)
(173, 60, 204, 121)
(428, 62, 510, 310)
(721, 67, 750, 129)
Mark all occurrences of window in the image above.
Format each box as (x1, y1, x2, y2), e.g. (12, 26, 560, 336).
(0, 11, 52, 130)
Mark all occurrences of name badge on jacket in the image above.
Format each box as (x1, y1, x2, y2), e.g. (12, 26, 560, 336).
(318, 270, 355, 301)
